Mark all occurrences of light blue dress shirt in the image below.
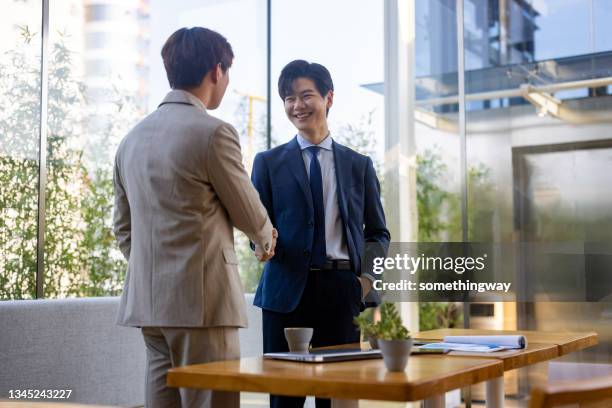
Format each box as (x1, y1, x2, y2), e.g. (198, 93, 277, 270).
(296, 133, 350, 261)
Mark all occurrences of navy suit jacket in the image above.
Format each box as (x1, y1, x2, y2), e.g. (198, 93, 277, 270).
(251, 136, 390, 313)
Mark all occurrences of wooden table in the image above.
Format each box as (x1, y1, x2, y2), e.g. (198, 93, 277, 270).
(315, 341, 559, 407)
(412, 329, 598, 406)
(168, 354, 503, 408)
(167, 329, 598, 408)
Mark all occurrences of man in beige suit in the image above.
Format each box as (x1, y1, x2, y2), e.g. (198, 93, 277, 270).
(113, 27, 276, 408)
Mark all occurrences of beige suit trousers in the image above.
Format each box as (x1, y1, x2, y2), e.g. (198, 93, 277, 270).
(141, 326, 239, 408)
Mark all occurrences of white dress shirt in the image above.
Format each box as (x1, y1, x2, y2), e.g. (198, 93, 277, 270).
(296, 133, 350, 261)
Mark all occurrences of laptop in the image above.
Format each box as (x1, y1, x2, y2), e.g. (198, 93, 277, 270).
(264, 348, 382, 363)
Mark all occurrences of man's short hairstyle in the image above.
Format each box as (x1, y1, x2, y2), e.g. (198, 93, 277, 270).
(161, 27, 233, 90)
(278, 60, 334, 101)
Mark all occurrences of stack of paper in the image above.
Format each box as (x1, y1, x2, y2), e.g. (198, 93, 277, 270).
(418, 335, 527, 353)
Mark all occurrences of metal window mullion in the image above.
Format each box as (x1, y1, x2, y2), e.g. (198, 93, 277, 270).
(457, 1, 469, 328)
(35, 0, 50, 299)
(456, 2, 471, 407)
(457, 0, 470, 323)
(457, 1, 467, 241)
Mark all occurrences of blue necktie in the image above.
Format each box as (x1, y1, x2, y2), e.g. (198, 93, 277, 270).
(307, 146, 326, 268)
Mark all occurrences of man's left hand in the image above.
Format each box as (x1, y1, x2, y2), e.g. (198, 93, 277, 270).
(358, 276, 372, 300)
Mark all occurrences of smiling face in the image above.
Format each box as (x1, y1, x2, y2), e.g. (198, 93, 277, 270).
(283, 77, 333, 142)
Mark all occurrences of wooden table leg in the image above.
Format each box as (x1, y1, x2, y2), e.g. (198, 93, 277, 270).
(423, 393, 445, 408)
(330, 398, 358, 408)
(485, 376, 504, 408)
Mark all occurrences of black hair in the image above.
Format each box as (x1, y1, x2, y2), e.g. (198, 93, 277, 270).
(278, 60, 334, 101)
(161, 27, 233, 90)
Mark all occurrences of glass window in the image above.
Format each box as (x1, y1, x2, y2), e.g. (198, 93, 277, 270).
(44, 0, 267, 297)
(85, 4, 122, 22)
(85, 32, 109, 49)
(270, 0, 384, 164)
(44, 1, 137, 297)
(414, 0, 463, 331)
(146, 0, 268, 293)
(0, 1, 43, 300)
(462, 0, 612, 392)
(533, 0, 590, 61)
(85, 59, 113, 77)
(593, 0, 612, 52)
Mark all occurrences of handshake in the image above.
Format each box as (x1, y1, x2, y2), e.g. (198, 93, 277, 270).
(254, 228, 278, 262)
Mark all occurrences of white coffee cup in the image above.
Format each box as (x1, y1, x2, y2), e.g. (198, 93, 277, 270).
(284, 327, 313, 352)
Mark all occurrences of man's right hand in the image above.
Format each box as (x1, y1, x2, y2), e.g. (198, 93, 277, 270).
(255, 228, 277, 262)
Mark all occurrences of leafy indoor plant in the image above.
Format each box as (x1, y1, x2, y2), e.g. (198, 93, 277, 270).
(355, 303, 412, 372)
(353, 308, 379, 349)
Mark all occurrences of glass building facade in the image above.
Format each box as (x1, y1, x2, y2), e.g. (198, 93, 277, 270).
(413, 0, 612, 398)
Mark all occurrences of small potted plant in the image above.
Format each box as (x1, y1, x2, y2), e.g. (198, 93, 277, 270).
(375, 302, 412, 372)
(353, 309, 379, 349)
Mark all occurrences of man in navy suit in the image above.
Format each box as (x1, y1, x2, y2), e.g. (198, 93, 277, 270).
(251, 60, 390, 408)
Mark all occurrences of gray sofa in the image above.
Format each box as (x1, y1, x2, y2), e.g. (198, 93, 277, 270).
(0, 295, 263, 406)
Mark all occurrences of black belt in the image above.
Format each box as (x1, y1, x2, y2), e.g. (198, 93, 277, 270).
(310, 260, 352, 271)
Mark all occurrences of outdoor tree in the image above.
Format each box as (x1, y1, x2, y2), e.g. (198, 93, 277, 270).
(0, 26, 40, 299)
(1, 28, 139, 299)
(415, 146, 493, 330)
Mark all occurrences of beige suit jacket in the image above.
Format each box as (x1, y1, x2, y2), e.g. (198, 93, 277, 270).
(113, 90, 272, 328)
